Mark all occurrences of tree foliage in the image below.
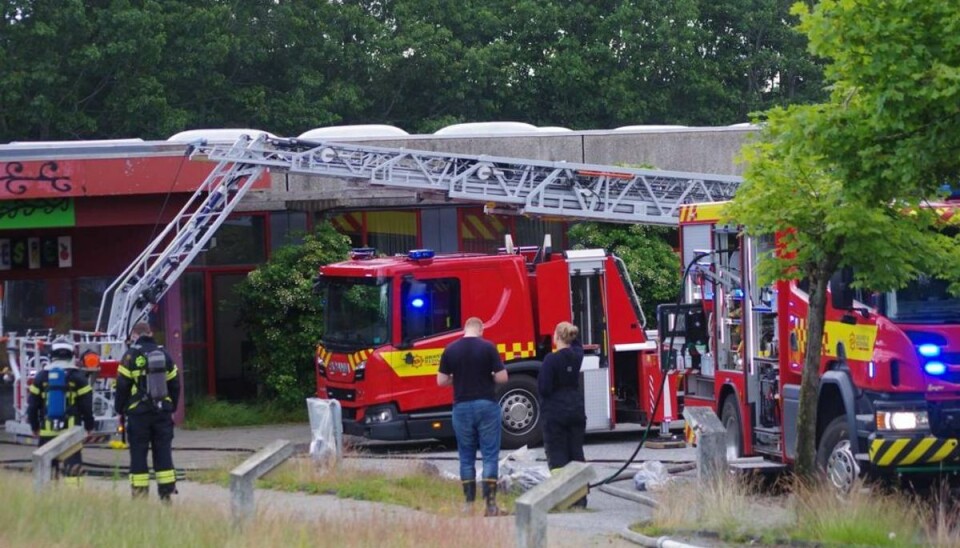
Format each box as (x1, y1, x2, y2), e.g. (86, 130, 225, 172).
(236, 223, 350, 409)
(567, 223, 680, 327)
(727, 0, 960, 480)
(1, 0, 824, 140)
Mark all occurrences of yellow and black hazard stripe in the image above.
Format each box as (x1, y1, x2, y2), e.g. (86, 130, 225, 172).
(497, 341, 536, 362)
(347, 348, 373, 368)
(869, 437, 960, 467)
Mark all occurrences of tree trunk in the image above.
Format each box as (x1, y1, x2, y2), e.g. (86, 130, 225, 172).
(794, 272, 829, 481)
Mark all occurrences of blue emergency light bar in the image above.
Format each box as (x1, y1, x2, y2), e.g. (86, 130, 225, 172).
(408, 249, 435, 261)
(350, 247, 376, 260)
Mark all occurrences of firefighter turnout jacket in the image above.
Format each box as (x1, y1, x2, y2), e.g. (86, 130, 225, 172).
(26, 360, 95, 437)
(115, 336, 180, 415)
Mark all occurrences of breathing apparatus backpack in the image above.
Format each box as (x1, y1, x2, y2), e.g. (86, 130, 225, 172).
(140, 349, 170, 409)
(44, 367, 69, 428)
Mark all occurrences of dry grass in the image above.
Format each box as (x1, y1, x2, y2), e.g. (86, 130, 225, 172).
(637, 474, 960, 547)
(0, 471, 512, 548)
(188, 456, 517, 517)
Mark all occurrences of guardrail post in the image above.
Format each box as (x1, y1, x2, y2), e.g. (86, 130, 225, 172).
(682, 406, 727, 485)
(229, 439, 294, 527)
(32, 426, 85, 493)
(514, 461, 596, 548)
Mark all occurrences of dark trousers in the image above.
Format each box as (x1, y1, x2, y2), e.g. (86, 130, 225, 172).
(542, 392, 586, 470)
(128, 412, 176, 496)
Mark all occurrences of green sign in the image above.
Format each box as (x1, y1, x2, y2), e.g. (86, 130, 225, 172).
(0, 198, 75, 229)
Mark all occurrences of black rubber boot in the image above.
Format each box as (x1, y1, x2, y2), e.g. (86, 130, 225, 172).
(131, 486, 149, 499)
(482, 480, 505, 517)
(461, 481, 476, 513)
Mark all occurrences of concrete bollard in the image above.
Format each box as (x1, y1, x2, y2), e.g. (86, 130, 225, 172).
(229, 439, 294, 527)
(681, 406, 727, 485)
(32, 426, 85, 493)
(515, 461, 596, 548)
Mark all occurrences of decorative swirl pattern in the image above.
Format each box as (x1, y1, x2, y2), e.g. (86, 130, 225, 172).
(0, 198, 71, 220)
(1, 161, 72, 194)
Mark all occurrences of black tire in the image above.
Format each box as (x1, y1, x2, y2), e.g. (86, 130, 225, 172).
(721, 396, 743, 460)
(496, 375, 542, 449)
(817, 415, 860, 493)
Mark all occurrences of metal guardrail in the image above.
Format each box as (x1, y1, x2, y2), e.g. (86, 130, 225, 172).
(229, 439, 295, 527)
(32, 426, 85, 492)
(514, 461, 596, 548)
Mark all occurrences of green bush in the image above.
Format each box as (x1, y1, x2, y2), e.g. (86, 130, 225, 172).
(236, 222, 350, 409)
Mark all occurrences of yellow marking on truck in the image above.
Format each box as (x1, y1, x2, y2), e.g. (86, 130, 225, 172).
(497, 341, 535, 361)
(823, 321, 878, 362)
(876, 438, 910, 466)
(901, 438, 937, 465)
(380, 349, 445, 378)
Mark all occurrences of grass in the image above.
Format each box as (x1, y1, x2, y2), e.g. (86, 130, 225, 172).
(189, 456, 518, 517)
(0, 471, 512, 548)
(181, 397, 307, 429)
(633, 475, 960, 547)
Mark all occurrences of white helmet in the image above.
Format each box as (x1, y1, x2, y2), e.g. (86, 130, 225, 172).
(50, 337, 74, 361)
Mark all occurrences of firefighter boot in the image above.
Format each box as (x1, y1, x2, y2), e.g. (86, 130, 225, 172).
(482, 480, 505, 517)
(461, 481, 476, 514)
(131, 486, 149, 499)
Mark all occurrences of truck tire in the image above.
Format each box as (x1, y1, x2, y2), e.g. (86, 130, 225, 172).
(721, 396, 743, 460)
(497, 375, 542, 449)
(816, 415, 860, 493)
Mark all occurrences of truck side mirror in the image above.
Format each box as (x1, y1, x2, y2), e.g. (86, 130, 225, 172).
(829, 268, 855, 310)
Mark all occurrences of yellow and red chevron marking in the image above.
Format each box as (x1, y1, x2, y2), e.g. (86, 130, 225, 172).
(347, 348, 373, 368)
(794, 317, 807, 352)
(496, 341, 536, 362)
(461, 212, 506, 241)
(869, 437, 960, 467)
(315, 345, 333, 365)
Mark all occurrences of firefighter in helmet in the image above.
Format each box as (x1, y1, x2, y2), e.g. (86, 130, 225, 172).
(26, 337, 95, 486)
(115, 321, 180, 501)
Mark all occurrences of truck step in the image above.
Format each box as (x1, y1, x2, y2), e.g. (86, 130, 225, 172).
(728, 457, 788, 470)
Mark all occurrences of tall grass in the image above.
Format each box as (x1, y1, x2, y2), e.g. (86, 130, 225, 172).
(639, 474, 960, 546)
(0, 471, 512, 548)
(182, 398, 306, 429)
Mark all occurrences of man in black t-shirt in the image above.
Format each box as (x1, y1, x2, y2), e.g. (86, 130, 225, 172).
(438, 316, 508, 516)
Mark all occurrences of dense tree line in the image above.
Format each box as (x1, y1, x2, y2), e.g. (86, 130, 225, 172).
(1, 0, 823, 141)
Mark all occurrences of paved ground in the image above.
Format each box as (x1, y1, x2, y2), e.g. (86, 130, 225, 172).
(1, 423, 697, 546)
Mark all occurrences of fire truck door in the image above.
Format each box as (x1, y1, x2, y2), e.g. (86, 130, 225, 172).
(564, 249, 611, 431)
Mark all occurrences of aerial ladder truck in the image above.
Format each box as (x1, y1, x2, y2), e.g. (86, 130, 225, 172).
(4, 134, 741, 445)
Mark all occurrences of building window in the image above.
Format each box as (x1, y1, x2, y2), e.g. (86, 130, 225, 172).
(400, 277, 461, 342)
(2, 279, 73, 333)
(193, 215, 266, 266)
(270, 211, 308, 252)
(77, 277, 113, 331)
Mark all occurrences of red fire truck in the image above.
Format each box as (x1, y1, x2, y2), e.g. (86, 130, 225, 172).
(314, 244, 674, 448)
(666, 202, 960, 489)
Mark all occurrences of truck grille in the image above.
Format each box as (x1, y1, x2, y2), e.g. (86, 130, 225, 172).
(326, 387, 356, 402)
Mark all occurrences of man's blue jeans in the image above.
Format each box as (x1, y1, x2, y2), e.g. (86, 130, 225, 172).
(451, 399, 502, 481)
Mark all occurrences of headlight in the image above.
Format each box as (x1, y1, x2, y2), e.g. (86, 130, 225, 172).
(364, 406, 393, 424)
(876, 410, 929, 431)
(316, 357, 326, 377)
(354, 360, 366, 381)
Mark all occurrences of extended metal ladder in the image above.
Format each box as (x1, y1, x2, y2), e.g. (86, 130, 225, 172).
(193, 135, 742, 226)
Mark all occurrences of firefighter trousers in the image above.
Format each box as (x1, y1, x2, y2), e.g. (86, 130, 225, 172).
(38, 435, 83, 486)
(127, 411, 176, 497)
(542, 391, 586, 470)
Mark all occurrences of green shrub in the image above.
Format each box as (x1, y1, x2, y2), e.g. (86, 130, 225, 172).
(236, 222, 350, 408)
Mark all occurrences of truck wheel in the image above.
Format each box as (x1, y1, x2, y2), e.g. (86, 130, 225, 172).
(497, 375, 542, 449)
(816, 416, 860, 493)
(721, 396, 743, 460)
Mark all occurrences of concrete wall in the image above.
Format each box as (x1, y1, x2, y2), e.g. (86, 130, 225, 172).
(244, 127, 756, 212)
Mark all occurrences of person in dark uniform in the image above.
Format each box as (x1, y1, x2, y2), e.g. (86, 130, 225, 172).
(538, 321, 587, 506)
(27, 337, 95, 486)
(115, 321, 179, 501)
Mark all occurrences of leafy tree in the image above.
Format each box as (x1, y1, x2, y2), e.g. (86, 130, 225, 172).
(727, 0, 960, 480)
(568, 223, 680, 327)
(236, 223, 350, 409)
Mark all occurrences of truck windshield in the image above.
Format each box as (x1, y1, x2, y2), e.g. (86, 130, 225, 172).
(882, 276, 960, 324)
(322, 278, 391, 348)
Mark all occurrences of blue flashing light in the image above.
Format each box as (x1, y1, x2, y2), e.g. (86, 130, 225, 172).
(918, 344, 941, 358)
(408, 249, 435, 261)
(924, 361, 947, 376)
(411, 297, 425, 309)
